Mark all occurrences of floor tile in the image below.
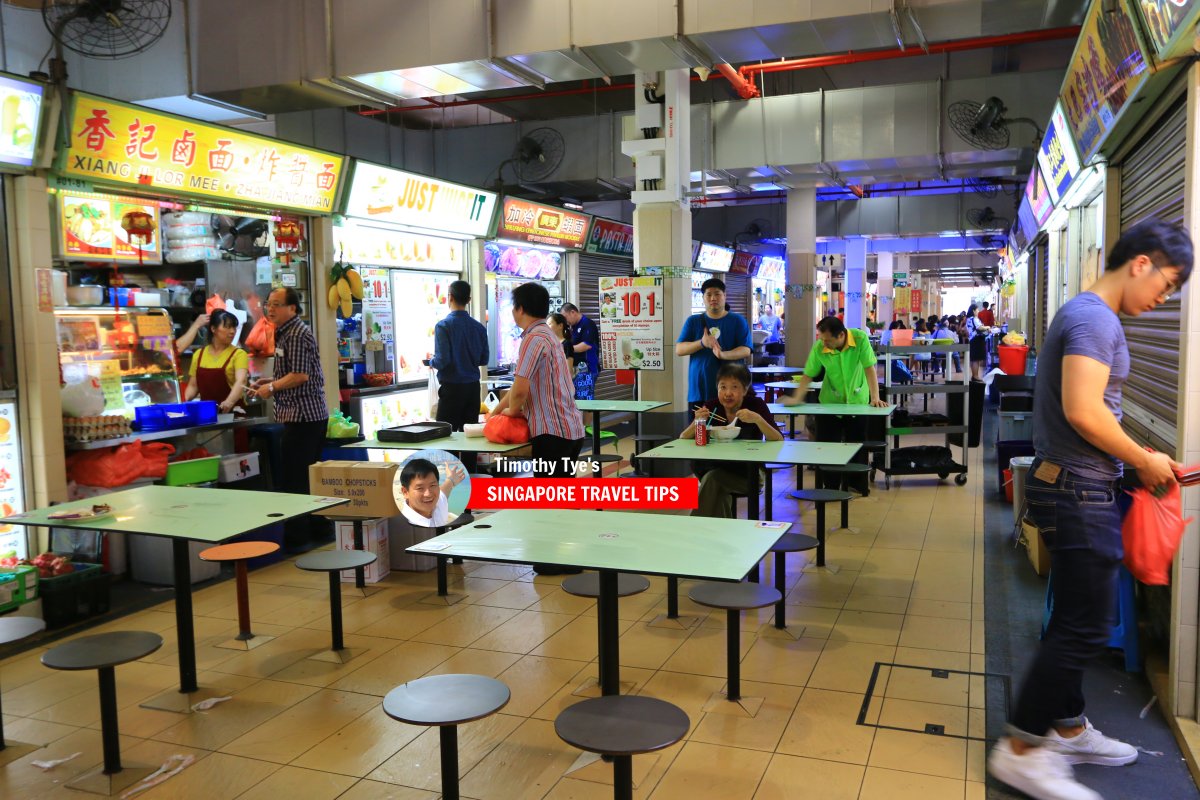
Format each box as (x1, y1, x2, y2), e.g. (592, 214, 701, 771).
(649, 740, 770, 800)
(219, 688, 382, 763)
(471, 610, 577, 655)
(858, 766, 965, 800)
(690, 680, 801, 752)
(806, 641, 895, 693)
(867, 728, 967, 780)
(233, 765, 356, 800)
(777, 688, 875, 765)
(459, 717, 582, 799)
(753, 753, 864, 799)
(368, 712, 523, 791)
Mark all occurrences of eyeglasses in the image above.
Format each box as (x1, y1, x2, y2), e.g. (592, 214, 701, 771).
(1152, 265, 1178, 302)
(265, 302, 289, 308)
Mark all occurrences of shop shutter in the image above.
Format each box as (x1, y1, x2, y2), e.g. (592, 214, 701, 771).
(723, 273, 751, 320)
(577, 253, 635, 402)
(1119, 96, 1186, 457)
(1037, 237, 1050, 347)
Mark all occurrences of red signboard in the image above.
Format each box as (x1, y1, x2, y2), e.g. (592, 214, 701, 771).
(496, 197, 591, 250)
(911, 289, 922, 313)
(729, 251, 760, 275)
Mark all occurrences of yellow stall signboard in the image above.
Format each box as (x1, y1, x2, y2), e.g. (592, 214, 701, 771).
(60, 92, 345, 214)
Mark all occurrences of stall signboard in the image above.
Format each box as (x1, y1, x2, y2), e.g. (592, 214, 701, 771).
(894, 286, 911, 310)
(911, 289, 922, 314)
(598, 276, 665, 371)
(495, 197, 591, 250)
(361, 267, 394, 347)
(0, 400, 25, 559)
(0, 72, 44, 170)
(1037, 103, 1082, 205)
(343, 161, 497, 237)
(58, 192, 162, 264)
(60, 92, 345, 214)
(1135, 0, 1200, 61)
(694, 243, 734, 273)
(756, 256, 786, 282)
(332, 223, 462, 272)
(585, 218, 634, 258)
(484, 241, 562, 279)
(1058, 0, 1149, 162)
(1017, 196, 1039, 246)
(1025, 166, 1054, 229)
(729, 251, 760, 275)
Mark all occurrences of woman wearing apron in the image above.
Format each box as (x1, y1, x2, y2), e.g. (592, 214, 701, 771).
(184, 310, 249, 414)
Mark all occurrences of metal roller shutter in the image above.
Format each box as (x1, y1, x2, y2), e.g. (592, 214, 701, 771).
(1037, 237, 1049, 347)
(577, 253, 635, 402)
(724, 273, 751, 320)
(1119, 96, 1186, 457)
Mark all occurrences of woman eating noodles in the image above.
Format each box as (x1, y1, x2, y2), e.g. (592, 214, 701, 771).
(183, 309, 249, 415)
(680, 363, 783, 518)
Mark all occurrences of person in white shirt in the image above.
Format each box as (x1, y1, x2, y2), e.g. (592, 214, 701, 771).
(399, 458, 466, 528)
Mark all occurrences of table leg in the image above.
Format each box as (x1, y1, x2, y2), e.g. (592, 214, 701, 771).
(613, 755, 634, 800)
(352, 518, 366, 590)
(591, 411, 602, 455)
(746, 465, 760, 583)
(328, 571, 345, 652)
(437, 556, 449, 596)
(598, 570, 620, 696)
(235, 560, 253, 641)
(788, 416, 796, 440)
(774, 551, 787, 630)
(172, 539, 198, 694)
(98, 666, 122, 775)
(726, 609, 741, 702)
(667, 575, 679, 619)
(816, 504, 827, 568)
(440, 725, 460, 800)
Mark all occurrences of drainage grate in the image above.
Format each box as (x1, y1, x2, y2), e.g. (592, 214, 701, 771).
(856, 662, 1012, 742)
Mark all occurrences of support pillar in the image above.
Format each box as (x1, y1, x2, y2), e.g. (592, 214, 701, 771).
(844, 239, 868, 330)
(876, 253, 894, 325)
(785, 188, 817, 366)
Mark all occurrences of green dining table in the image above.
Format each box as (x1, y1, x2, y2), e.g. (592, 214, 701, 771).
(406, 508, 787, 696)
(341, 431, 529, 454)
(575, 399, 670, 455)
(1, 485, 348, 712)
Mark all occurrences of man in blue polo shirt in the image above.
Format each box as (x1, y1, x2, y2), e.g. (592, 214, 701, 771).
(675, 277, 753, 403)
(561, 303, 599, 400)
(431, 280, 488, 469)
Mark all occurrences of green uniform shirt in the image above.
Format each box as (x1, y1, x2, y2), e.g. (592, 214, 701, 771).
(804, 328, 876, 404)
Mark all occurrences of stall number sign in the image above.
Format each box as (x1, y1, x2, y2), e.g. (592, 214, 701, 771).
(61, 92, 345, 214)
(598, 276, 664, 371)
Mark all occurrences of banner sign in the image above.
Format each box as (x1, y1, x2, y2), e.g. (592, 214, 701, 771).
(332, 224, 462, 272)
(1059, 0, 1149, 161)
(911, 289, 922, 313)
(61, 92, 345, 214)
(894, 287, 911, 310)
(58, 192, 161, 264)
(729, 251, 760, 275)
(1036, 103, 1082, 205)
(598, 275, 665, 370)
(343, 161, 496, 237)
(1135, 0, 1200, 61)
(1025, 166, 1054, 228)
(496, 197, 591, 250)
(465, 478, 698, 510)
(484, 241, 562, 279)
(755, 256, 785, 281)
(694, 243, 734, 273)
(584, 217, 634, 257)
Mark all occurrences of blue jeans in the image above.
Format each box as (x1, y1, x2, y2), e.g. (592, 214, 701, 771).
(1009, 458, 1123, 742)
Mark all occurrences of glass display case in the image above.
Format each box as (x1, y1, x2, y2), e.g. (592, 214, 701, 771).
(55, 307, 182, 415)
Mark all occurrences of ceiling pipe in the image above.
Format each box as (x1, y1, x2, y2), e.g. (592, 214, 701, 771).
(356, 25, 1079, 115)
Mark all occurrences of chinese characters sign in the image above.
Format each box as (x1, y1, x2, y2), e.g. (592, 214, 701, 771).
(1059, 0, 1149, 161)
(598, 276, 665, 371)
(344, 161, 497, 237)
(58, 193, 161, 264)
(584, 217, 634, 257)
(911, 289, 922, 314)
(1036, 103, 1081, 205)
(495, 197, 591, 250)
(61, 92, 345, 214)
(1135, 0, 1199, 61)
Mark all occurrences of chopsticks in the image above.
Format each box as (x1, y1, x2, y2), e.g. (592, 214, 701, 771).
(692, 406, 728, 425)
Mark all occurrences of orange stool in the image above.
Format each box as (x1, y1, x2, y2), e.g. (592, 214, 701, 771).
(199, 541, 280, 651)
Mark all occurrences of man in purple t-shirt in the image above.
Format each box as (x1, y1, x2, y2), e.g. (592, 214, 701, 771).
(989, 220, 1193, 800)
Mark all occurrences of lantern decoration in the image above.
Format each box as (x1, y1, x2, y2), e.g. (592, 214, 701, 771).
(274, 218, 304, 268)
(120, 210, 156, 246)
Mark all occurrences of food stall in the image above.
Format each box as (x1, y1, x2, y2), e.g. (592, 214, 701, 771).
(335, 161, 498, 437)
(691, 242, 735, 314)
(753, 256, 786, 326)
(486, 197, 591, 367)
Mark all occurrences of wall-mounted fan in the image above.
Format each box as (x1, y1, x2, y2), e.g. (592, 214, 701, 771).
(964, 177, 999, 198)
(965, 206, 1011, 231)
(733, 218, 773, 246)
(42, 0, 171, 73)
(213, 216, 269, 259)
(947, 97, 1041, 151)
(976, 234, 1007, 257)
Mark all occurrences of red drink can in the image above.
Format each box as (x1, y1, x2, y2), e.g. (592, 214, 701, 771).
(695, 418, 708, 446)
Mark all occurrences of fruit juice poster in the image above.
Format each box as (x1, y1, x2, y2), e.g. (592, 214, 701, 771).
(0, 73, 43, 169)
(0, 400, 24, 556)
(359, 387, 429, 439)
(361, 268, 393, 346)
(391, 271, 452, 380)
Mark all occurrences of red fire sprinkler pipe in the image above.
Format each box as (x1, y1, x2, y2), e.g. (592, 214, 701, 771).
(715, 62, 758, 100)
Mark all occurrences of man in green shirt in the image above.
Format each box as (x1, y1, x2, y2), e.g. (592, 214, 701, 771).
(782, 316, 887, 490)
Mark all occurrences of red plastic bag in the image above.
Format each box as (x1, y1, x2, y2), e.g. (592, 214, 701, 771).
(484, 414, 530, 444)
(244, 316, 275, 357)
(205, 293, 226, 315)
(1123, 482, 1193, 585)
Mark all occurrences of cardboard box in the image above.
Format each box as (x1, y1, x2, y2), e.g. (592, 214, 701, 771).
(219, 452, 261, 483)
(335, 518, 390, 583)
(309, 461, 402, 518)
(1020, 520, 1050, 577)
(388, 515, 439, 572)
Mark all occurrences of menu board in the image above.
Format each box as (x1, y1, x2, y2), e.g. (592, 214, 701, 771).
(894, 287, 911, 310)
(729, 251, 760, 275)
(1059, 0, 1149, 161)
(1025, 166, 1054, 228)
(598, 276, 665, 371)
(361, 267, 394, 348)
(358, 386, 430, 440)
(0, 72, 44, 170)
(495, 197, 591, 250)
(344, 161, 497, 236)
(694, 243, 734, 272)
(756, 256, 786, 282)
(391, 271, 458, 381)
(0, 400, 24, 559)
(59, 193, 162, 264)
(1037, 103, 1082, 205)
(483, 241, 562, 279)
(585, 218, 634, 257)
(333, 224, 462, 272)
(1135, 0, 1199, 61)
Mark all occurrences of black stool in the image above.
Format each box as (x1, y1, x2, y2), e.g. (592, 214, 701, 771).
(788, 489, 854, 567)
(588, 453, 624, 478)
(769, 533, 819, 629)
(0, 617, 45, 757)
(555, 695, 689, 800)
(819, 462, 873, 497)
(632, 434, 670, 476)
(296, 549, 378, 663)
(383, 674, 509, 800)
(562, 572, 650, 692)
(42, 631, 163, 795)
(688, 582, 781, 702)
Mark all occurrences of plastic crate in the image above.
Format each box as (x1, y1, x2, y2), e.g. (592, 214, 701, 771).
(218, 452, 261, 483)
(135, 403, 192, 432)
(39, 563, 110, 628)
(999, 411, 1033, 442)
(187, 401, 218, 426)
(164, 456, 221, 486)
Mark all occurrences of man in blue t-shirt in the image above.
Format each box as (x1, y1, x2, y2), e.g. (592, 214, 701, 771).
(675, 277, 753, 403)
(561, 303, 599, 398)
(989, 219, 1192, 800)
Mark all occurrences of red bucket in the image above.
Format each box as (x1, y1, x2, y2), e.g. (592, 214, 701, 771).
(1003, 468, 1014, 504)
(998, 344, 1029, 376)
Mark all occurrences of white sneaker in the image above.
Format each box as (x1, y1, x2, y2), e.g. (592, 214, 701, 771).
(988, 738, 1103, 800)
(1043, 719, 1138, 766)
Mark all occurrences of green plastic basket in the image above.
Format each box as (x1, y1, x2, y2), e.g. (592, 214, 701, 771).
(164, 456, 221, 487)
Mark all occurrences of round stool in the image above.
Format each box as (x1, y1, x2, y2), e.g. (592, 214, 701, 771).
(768, 534, 819, 630)
(555, 695, 689, 800)
(819, 462, 873, 497)
(585, 426, 619, 453)
(296, 550, 377, 662)
(586, 453, 624, 478)
(42, 631, 162, 793)
(632, 434, 670, 476)
(788, 489, 854, 567)
(688, 582, 781, 702)
(383, 674, 509, 800)
(0, 617, 45, 754)
(199, 541, 280, 650)
(563, 572, 650, 692)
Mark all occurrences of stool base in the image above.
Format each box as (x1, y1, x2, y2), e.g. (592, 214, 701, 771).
(67, 761, 155, 796)
(419, 591, 468, 607)
(702, 690, 764, 718)
(758, 623, 806, 641)
(308, 646, 369, 665)
(343, 584, 385, 599)
(216, 633, 275, 652)
(140, 686, 226, 714)
(564, 749, 664, 791)
(0, 740, 41, 767)
(645, 613, 701, 631)
(572, 676, 638, 698)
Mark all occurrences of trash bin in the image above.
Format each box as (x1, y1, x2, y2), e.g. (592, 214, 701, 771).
(1011, 455, 1035, 524)
(998, 345, 1029, 375)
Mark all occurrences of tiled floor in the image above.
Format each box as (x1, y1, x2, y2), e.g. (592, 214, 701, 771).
(0, 433, 987, 799)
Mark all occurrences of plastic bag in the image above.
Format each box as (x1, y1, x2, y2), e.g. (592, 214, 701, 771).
(65, 441, 176, 487)
(326, 411, 360, 439)
(427, 369, 440, 416)
(573, 364, 595, 400)
(1123, 482, 1193, 585)
(483, 391, 500, 413)
(484, 414, 530, 444)
(244, 316, 275, 357)
(205, 294, 226, 315)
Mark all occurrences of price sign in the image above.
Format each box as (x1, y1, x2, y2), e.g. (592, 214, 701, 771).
(598, 276, 664, 371)
(97, 360, 125, 412)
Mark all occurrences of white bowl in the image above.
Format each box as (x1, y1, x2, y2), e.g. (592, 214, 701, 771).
(463, 423, 486, 438)
(711, 426, 740, 442)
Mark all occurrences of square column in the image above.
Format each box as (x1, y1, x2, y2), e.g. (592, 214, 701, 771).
(785, 188, 817, 366)
(844, 239, 868, 329)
